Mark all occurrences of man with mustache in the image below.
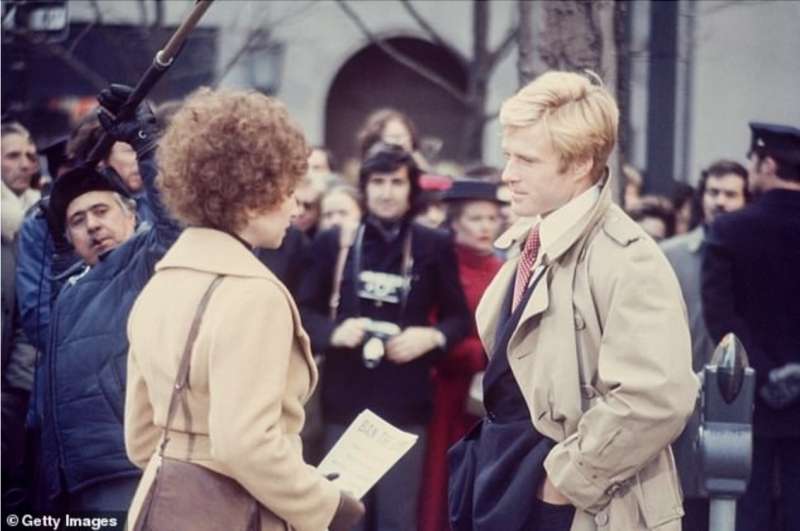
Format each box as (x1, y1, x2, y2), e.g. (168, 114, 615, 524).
(661, 159, 749, 530)
(31, 86, 181, 513)
(664, 160, 749, 373)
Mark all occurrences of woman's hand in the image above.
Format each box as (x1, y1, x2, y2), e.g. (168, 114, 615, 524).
(329, 491, 365, 531)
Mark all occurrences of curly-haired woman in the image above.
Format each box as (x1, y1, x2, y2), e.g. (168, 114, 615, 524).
(124, 88, 364, 531)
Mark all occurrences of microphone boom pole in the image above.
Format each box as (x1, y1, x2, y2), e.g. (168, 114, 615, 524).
(85, 0, 215, 165)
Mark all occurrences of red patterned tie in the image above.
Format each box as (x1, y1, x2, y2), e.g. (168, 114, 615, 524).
(512, 224, 541, 312)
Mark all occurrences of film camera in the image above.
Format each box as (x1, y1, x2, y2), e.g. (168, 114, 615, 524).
(361, 319, 402, 368)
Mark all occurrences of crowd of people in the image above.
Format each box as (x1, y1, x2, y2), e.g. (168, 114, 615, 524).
(1, 69, 798, 531)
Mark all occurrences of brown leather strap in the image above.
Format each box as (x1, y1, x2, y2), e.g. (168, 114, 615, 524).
(329, 224, 359, 320)
(159, 275, 224, 458)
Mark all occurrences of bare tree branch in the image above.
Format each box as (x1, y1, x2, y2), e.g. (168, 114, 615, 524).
(68, 0, 105, 54)
(472, 0, 489, 64)
(13, 30, 107, 91)
(153, 0, 165, 29)
(399, 0, 453, 51)
(335, 0, 470, 106)
(488, 23, 519, 72)
(214, 28, 269, 87)
(516, 0, 537, 86)
(214, 1, 321, 87)
(88, 0, 104, 25)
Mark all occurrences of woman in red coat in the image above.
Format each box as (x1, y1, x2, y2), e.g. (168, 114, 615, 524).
(420, 180, 505, 531)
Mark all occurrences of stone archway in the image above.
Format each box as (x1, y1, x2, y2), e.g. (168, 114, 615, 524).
(325, 36, 469, 171)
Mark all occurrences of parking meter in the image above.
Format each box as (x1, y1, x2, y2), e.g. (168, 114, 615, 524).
(698, 333, 755, 531)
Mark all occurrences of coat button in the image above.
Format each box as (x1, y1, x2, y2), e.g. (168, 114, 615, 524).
(594, 510, 609, 526)
(574, 313, 586, 330)
(605, 482, 621, 496)
(581, 385, 597, 400)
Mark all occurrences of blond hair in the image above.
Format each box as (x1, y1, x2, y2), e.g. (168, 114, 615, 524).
(500, 71, 618, 181)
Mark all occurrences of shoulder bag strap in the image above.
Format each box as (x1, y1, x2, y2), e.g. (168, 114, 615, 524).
(158, 275, 224, 458)
(329, 226, 357, 320)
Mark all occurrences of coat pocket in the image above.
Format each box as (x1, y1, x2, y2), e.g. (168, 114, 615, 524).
(632, 450, 684, 529)
(97, 349, 128, 423)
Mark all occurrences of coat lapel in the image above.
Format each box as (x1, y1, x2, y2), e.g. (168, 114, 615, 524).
(501, 172, 617, 360)
(510, 264, 551, 358)
(475, 259, 515, 358)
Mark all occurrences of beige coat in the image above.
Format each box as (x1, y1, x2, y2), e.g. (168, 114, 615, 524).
(125, 228, 340, 531)
(475, 177, 699, 531)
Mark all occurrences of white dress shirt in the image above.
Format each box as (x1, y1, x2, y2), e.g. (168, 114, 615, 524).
(534, 184, 600, 266)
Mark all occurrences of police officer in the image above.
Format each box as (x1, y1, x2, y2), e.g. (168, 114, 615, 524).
(702, 122, 800, 531)
(298, 142, 470, 531)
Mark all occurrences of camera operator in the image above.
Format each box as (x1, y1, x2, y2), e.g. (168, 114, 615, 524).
(298, 142, 470, 531)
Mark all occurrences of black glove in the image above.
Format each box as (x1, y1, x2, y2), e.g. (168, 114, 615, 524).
(329, 491, 365, 531)
(96, 84, 159, 157)
(760, 363, 800, 410)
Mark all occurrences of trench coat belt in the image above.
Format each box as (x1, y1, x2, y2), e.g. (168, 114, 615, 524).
(159, 430, 213, 462)
(158, 430, 305, 463)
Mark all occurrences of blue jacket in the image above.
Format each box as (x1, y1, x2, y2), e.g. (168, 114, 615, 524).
(35, 150, 181, 500)
(16, 206, 61, 354)
(16, 191, 156, 354)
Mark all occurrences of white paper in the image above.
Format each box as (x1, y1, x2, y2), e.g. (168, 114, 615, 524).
(317, 409, 419, 499)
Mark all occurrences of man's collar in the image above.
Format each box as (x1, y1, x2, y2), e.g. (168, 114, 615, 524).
(365, 214, 406, 243)
(539, 184, 600, 252)
(495, 171, 611, 254)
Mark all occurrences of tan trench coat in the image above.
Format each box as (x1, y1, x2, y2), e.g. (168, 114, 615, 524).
(475, 177, 699, 531)
(125, 228, 340, 531)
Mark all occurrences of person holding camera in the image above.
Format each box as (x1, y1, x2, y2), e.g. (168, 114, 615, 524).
(297, 142, 470, 531)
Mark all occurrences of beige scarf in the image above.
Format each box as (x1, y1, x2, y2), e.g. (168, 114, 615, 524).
(1, 180, 41, 240)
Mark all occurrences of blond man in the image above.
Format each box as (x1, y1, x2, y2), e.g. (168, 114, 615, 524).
(448, 71, 698, 530)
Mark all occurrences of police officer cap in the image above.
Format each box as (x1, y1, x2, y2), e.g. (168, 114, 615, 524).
(48, 163, 131, 237)
(748, 122, 800, 165)
(442, 179, 508, 204)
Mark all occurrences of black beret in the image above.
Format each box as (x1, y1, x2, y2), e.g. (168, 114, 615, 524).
(442, 179, 508, 204)
(749, 122, 800, 165)
(48, 164, 131, 236)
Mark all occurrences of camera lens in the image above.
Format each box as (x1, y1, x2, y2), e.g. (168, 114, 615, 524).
(363, 336, 385, 369)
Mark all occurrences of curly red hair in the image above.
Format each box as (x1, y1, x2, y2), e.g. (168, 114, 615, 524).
(157, 87, 308, 232)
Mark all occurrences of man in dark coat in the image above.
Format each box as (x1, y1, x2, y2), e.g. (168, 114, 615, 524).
(31, 86, 181, 513)
(662, 159, 749, 531)
(702, 122, 800, 531)
(255, 225, 310, 297)
(298, 142, 470, 531)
